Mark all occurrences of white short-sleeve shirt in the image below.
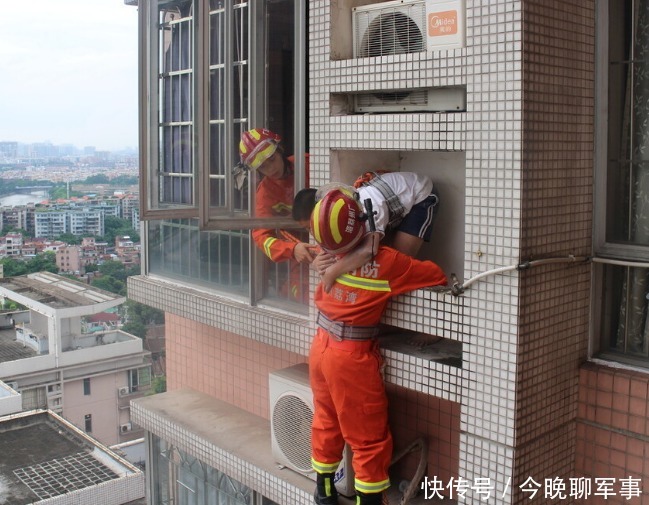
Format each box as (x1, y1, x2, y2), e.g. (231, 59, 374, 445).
(357, 172, 433, 235)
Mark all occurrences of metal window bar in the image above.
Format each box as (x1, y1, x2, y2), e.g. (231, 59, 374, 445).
(158, 5, 194, 206)
(207, 1, 249, 214)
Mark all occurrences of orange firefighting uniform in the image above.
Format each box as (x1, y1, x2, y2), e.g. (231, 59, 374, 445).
(310, 246, 447, 494)
(251, 155, 310, 301)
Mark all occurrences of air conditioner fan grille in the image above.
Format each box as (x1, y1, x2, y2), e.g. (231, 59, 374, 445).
(357, 10, 424, 57)
(272, 394, 314, 473)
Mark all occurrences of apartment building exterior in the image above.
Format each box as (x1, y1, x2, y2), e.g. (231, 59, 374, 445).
(0, 204, 35, 234)
(0, 232, 23, 257)
(127, 1, 648, 504)
(34, 208, 104, 238)
(115, 235, 140, 268)
(34, 210, 67, 238)
(0, 272, 152, 447)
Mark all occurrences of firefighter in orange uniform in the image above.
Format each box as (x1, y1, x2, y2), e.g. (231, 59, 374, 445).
(309, 187, 448, 505)
(239, 128, 316, 301)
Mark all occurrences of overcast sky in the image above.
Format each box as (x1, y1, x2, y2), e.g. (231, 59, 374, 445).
(0, 0, 139, 151)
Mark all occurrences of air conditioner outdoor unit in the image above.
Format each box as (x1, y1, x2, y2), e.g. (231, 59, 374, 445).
(353, 0, 465, 57)
(269, 364, 355, 497)
(118, 387, 130, 397)
(353, 0, 426, 59)
(352, 0, 466, 113)
(120, 422, 132, 433)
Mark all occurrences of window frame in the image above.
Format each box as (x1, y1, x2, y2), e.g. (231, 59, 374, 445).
(139, 0, 310, 311)
(138, 0, 308, 231)
(593, 0, 649, 367)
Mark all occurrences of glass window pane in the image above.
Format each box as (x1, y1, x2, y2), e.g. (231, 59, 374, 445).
(148, 219, 250, 296)
(150, 436, 277, 505)
(158, 1, 194, 207)
(600, 264, 649, 361)
(606, 1, 649, 247)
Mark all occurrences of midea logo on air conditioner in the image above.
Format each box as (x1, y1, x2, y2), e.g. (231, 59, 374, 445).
(428, 10, 458, 37)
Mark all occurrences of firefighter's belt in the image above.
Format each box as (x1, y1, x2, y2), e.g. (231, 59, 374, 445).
(316, 312, 379, 341)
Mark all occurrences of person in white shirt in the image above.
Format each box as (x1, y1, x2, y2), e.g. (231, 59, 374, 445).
(293, 171, 439, 291)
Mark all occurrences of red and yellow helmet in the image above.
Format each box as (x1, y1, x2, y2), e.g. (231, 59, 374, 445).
(311, 187, 366, 254)
(239, 128, 281, 170)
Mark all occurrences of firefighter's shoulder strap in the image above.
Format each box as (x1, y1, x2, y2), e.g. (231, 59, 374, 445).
(353, 171, 405, 229)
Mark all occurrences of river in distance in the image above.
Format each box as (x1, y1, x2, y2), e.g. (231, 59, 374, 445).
(0, 192, 48, 207)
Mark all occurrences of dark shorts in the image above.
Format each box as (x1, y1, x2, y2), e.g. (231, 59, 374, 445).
(396, 188, 439, 242)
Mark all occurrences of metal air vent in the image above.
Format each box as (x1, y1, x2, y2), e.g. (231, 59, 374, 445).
(354, 86, 466, 113)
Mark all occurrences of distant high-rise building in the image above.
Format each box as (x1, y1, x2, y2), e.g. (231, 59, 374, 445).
(0, 142, 18, 159)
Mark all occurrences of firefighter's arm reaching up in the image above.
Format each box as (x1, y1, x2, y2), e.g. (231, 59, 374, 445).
(313, 231, 382, 292)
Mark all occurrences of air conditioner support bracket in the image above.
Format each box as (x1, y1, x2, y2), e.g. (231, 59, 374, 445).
(390, 437, 428, 504)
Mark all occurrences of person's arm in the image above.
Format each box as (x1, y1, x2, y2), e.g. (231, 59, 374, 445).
(251, 227, 297, 262)
(251, 228, 316, 264)
(253, 178, 316, 263)
(320, 232, 381, 292)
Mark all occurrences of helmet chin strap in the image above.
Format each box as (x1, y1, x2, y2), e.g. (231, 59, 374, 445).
(359, 198, 377, 233)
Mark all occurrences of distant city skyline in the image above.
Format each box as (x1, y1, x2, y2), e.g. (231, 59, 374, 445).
(0, 139, 138, 156)
(0, 1, 139, 151)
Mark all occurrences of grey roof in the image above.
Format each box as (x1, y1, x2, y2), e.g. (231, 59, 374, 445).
(0, 410, 143, 505)
(0, 328, 36, 364)
(0, 272, 123, 310)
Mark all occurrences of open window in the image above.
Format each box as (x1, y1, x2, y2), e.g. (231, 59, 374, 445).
(140, 0, 309, 310)
(139, 0, 307, 229)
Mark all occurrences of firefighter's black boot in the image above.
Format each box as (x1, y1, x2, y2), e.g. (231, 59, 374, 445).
(314, 472, 338, 505)
(355, 490, 388, 505)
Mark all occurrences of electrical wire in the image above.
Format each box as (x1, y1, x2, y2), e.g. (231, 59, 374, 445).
(445, 255, 591, 296)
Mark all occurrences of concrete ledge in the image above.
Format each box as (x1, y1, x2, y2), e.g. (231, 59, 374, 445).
(131, 388, 314, 504)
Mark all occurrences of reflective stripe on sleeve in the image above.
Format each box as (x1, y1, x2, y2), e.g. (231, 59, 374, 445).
(263, 237, 277, 259)
(337, 274, 391, 292)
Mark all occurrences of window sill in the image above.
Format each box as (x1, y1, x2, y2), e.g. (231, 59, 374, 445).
(127, 275, 312, 355)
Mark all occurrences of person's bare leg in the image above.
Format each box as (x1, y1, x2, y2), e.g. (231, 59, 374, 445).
(392, 231, 424, 257)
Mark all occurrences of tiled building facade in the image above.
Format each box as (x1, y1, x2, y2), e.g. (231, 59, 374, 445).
(129, 1, 649, 504)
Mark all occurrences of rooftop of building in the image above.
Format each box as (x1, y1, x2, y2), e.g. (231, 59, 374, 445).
(0, 272, 123, 311)
(0, 327, 36, 364)
(0, 410, 144, 505)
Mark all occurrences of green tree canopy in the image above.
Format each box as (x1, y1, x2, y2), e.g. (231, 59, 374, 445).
(25, 252, 58, 274)
(0, 227, 32, 239)
(103, 215, 139, 244)
(91, 275, 126, 296)
(0, 252, 58, 277)
(150, 376, 167, 394)
(58, 233, 81, 245)
(125, 299, 164, 325)
(121, 320, 147, 339)
(98, 260, 129, 282)
(83, 174, 111, 184)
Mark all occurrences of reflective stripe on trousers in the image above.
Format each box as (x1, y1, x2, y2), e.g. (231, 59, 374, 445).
(309, 328, 392, 493)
